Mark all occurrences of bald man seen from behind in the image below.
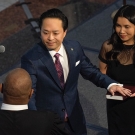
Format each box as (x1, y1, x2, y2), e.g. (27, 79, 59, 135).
(0, 68, 70, 135)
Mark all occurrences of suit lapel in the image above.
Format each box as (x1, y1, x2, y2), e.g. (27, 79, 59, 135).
(63, 41, 76, 89)
(38, 43, 62, 89)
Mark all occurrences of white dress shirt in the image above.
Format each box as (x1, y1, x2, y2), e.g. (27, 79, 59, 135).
(1, 103, 28, 111)
(107, 83, 123, 90)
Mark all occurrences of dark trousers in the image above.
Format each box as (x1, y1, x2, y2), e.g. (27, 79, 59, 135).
(65, 120, 87, 135)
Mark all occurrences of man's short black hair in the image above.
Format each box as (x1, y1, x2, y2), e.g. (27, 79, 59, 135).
(39, 8, 68, 31)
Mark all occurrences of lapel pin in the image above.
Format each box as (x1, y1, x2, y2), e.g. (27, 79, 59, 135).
(71, 48, 73, 51)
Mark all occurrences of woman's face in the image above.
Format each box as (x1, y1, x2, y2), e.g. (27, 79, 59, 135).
(115, 17, 135, 45)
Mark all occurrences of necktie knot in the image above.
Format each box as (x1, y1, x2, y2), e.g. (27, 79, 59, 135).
(54, 53, 60, 60)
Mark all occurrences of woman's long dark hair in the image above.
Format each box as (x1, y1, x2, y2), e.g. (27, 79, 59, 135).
(106, 5, 135, 62)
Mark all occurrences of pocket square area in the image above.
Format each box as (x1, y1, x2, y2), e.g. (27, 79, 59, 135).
(75, 60, 80, 66)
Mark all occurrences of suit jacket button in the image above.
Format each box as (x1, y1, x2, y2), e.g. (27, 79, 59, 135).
(62, 109, 65, 111)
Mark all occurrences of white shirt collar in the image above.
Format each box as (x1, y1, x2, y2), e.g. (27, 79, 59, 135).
(1, 103, 28, 111)
(49, 44, 64, 57)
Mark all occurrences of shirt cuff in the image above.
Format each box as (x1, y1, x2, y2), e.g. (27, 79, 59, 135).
(107, 83, 123, 90)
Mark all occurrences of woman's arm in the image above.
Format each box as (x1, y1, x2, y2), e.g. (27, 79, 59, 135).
(99, 60, 107, 74)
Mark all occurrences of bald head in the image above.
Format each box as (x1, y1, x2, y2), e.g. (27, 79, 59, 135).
(3, 68, 33, 105)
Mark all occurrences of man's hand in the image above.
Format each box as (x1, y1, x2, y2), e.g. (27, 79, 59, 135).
(109, 85, 132, 97)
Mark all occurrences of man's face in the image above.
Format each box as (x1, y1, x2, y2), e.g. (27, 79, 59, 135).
(40, 18, 67, 52)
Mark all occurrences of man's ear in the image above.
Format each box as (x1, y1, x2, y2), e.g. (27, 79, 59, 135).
(0, 83, 3, 93)
(63, 29, 67, 38)
(29, 89, 34, 99)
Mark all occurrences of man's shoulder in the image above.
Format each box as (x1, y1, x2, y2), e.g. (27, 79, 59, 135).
(63, 40, 82, 53)
(21, 41, 44, 59)
(25, 110, 57, 119)
(63, 39, 80, 46)
(63, 39, 82, 52)
(0, 110, 57, 123)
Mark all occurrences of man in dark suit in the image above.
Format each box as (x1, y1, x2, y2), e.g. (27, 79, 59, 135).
(0, 68, 70, 135)
(21, 8, 132, 135)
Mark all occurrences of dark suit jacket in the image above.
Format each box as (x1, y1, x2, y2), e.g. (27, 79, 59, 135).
(21, 39, 117, 134)
(0, 109, 70, 135)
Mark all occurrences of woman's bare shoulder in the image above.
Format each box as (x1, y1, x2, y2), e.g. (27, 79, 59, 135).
(102, 40, 113, 52)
